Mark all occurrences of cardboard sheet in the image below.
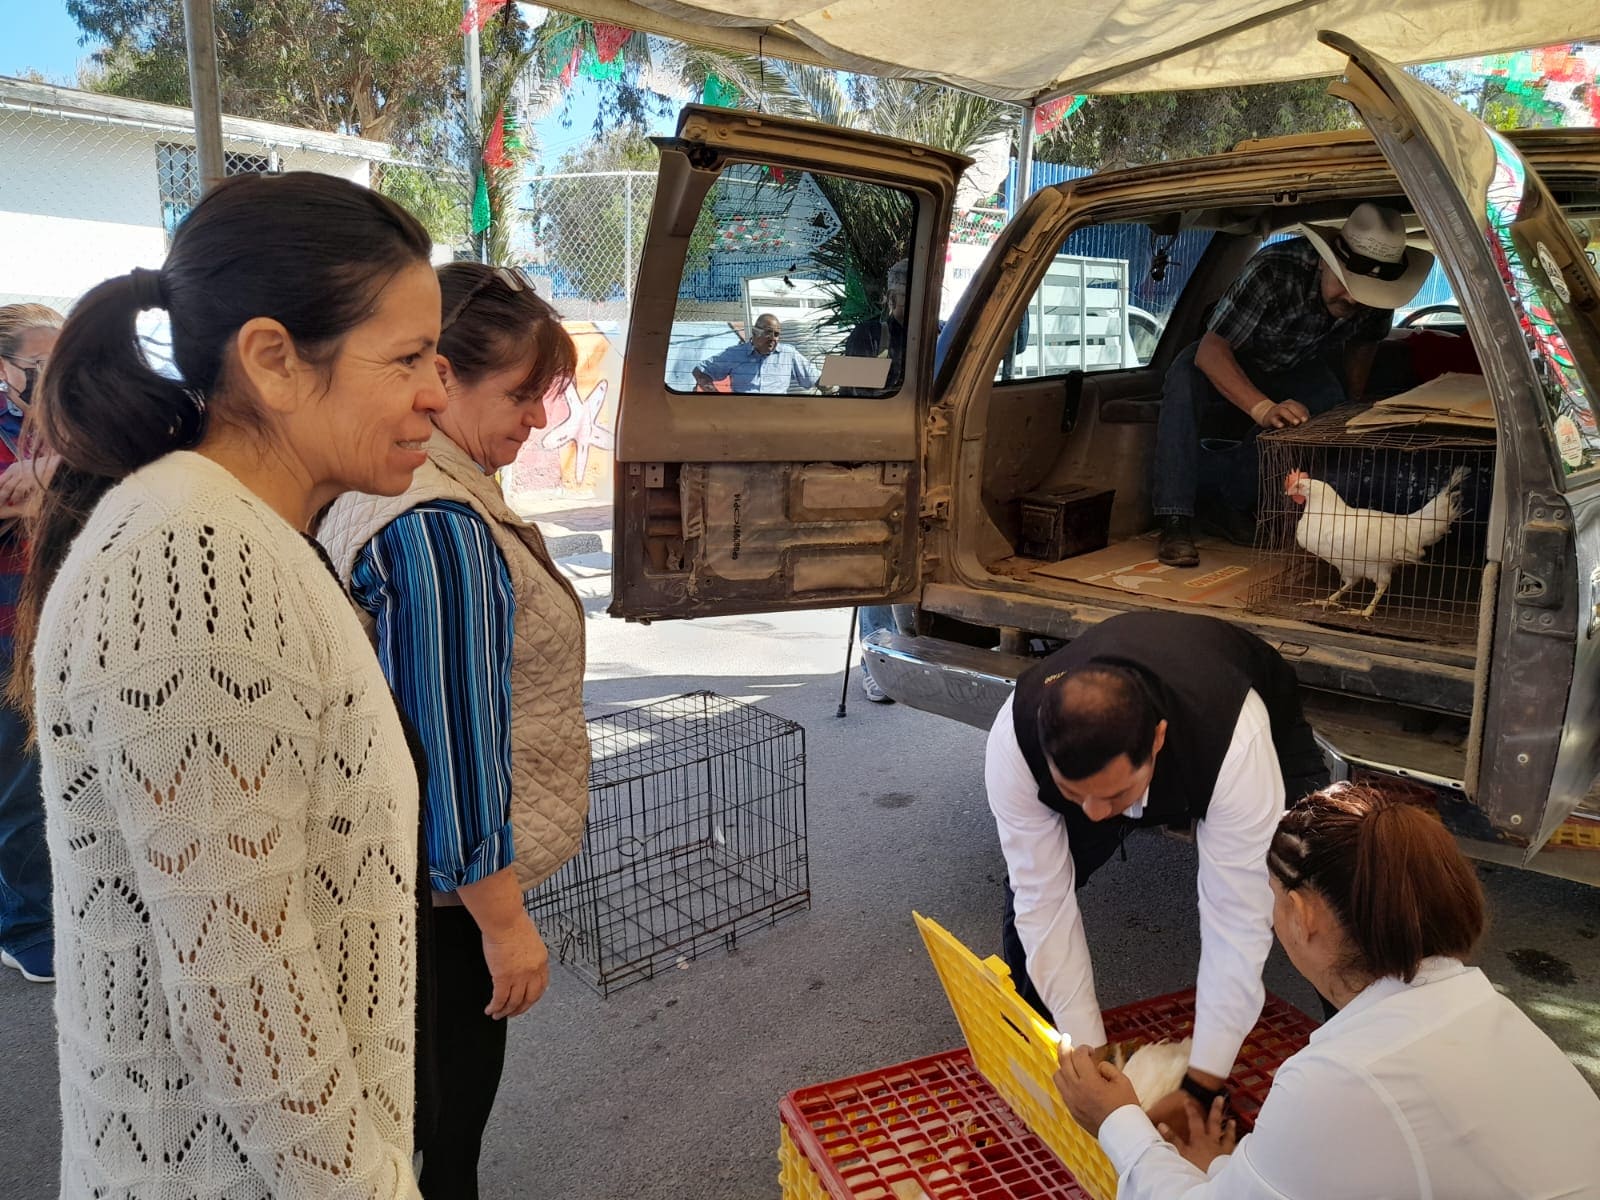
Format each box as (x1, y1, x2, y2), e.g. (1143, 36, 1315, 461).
(1032, 535, 1279, 609)
(818, 353, 892, 390)
(1345, 372, 1494, 431)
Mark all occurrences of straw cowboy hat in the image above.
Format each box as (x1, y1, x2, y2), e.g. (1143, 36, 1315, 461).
(1300, 203, 1435, 310)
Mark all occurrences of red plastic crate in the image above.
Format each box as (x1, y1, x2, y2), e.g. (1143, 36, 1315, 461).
(780, 1048, 1093, 1199)
(1101, 989, 1320, 1132)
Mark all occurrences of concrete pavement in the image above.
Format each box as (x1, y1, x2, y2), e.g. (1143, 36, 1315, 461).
(2, 506, 1597, 1198)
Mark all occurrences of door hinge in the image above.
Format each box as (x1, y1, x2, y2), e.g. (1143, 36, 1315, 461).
(926, 407, 952, 438)
(1513, 493, 1575, 637)
(920, 486, 951, 522)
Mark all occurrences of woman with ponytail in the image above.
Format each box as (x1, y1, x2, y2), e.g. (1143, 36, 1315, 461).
(17, 172, 445, 1199)
(1056, 782, 1600, 1198)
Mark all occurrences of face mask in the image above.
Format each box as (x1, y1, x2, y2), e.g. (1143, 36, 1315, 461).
(2, 366, 38, 410)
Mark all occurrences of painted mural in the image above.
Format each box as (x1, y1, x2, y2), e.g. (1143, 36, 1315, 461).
(504, 319, 621, 505)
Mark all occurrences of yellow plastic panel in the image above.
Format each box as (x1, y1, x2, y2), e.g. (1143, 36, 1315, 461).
(779, 1123, 831, 1200)
(914, 912, 1118, 1200)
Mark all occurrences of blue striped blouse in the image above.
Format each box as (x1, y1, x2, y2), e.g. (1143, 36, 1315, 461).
(350, 501, 516, 891)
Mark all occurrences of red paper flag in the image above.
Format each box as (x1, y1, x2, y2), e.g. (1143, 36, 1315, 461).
(593, 24, 633, 63)
(484, 108, 513, 169)
(460, 0, 512, 34)
(1033, 95, 1086, 135)
(559, 43, 583, 89)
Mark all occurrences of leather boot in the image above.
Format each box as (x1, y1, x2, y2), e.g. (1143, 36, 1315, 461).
(1156, 514, 1199, 567)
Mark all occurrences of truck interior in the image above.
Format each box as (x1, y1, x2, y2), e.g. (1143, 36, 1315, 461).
(620, 113, 1600, 870)
(943, 143, 1600, 818)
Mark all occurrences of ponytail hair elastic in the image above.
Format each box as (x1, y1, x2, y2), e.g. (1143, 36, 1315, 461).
(129, 268, 167, 312)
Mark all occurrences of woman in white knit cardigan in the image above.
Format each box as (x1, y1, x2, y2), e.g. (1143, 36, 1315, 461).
(10, 173, 447, 1199)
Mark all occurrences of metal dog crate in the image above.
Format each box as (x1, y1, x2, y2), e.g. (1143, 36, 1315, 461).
(1249, 408, 1494, 644)
(527, 691, 809, 995)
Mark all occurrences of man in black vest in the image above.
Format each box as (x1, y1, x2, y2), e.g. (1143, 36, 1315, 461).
(986, 611, 1326, 1128)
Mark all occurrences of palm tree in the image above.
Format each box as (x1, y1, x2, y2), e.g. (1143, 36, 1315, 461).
(669, 49, 1018, 323)
(462, 46, 563, 266)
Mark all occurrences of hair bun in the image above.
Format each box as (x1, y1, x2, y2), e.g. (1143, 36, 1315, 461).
(129, 268, 167, 312)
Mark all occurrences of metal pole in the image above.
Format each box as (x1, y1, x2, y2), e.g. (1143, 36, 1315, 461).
(180, 0, 226, 193)
(465, 2, 488, 262)
(623, 172, 634, 315)
(465, 2, 484, 131)
(835, 607, 859, 719)
(1015, 102, 1036, 218)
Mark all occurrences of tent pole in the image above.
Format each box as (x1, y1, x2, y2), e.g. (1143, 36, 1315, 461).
(180, 0, 226, 194)
(1015, 103, 1036, 217)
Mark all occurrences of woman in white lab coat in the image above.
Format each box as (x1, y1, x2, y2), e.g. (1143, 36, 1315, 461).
(1055, 781, 1600, 1199)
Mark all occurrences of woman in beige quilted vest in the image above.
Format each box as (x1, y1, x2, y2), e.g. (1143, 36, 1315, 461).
(318, 264, 589, 1200)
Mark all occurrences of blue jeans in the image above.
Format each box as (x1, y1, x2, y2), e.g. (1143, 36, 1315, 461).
(0, 695, 50, 956)
(859, 605, 914, 678)
(1152, 342, 1347, 518)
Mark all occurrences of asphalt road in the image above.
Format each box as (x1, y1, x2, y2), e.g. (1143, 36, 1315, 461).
(2, 550, 1597, 1198)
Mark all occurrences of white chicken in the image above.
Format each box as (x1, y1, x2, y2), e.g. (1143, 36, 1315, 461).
(1116, 1037, 1194, 1110)
(1283, 466, 1471, 618)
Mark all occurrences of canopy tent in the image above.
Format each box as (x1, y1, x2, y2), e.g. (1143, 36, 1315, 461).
(541, 1, 1600, 103)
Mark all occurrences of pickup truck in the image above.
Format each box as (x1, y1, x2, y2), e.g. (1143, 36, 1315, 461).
(608, 34, 1600, 884)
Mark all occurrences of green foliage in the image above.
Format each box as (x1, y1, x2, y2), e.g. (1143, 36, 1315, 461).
(1035, 79, 1356, 169)
(529, 128, 659, 302)
(675, 53, 1012, 325)
(1410, 64, 1570, 130)
(66, 0, 527, 151)
(809, 179, 915, 327)
(376, 162, 466, 253)
(532, 15, 676, 134)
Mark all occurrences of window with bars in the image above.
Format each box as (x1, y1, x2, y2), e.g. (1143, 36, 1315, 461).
(155, 143, 272, 241)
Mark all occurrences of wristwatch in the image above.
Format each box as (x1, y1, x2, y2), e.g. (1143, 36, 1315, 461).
(1179, 1073, 1227, 1110)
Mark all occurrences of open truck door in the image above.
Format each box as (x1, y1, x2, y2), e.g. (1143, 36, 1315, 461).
(1327, 34, 1600, 860)
(610, 106, 966, 622)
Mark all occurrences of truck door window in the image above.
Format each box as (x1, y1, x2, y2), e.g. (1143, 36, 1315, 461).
(666, 163, 916, 397)
(996, 224, 1214, 381)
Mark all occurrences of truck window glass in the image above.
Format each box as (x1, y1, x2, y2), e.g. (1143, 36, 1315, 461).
(665, 163, 916, 397)
(1481, 131, 1600, 478)
(996, 224, 1215, 381)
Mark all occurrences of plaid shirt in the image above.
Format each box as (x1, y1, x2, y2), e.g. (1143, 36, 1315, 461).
(1208, 237, 1393, 373)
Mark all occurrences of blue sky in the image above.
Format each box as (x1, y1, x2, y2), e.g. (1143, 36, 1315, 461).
(3, 2, 674, 170)
(6, 3, 105, 83)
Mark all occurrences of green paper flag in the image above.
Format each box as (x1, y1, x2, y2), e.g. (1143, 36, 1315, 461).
(471, 171, 491, 235)
(702, 73, 739, 108)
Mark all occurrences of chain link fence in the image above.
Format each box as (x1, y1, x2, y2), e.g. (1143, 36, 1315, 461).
(4, 56, 1589, 346)
(522, 170, 654, 324)
(0, 76, 417, 322)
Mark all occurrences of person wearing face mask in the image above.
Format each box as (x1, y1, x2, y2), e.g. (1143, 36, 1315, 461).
(1054, 782, 1600, 1198)
(0, 303, 62, 985)
(318, 262, 587, 1200)
(1154, 203, 1433, 568)
(985, 611, 1328, 1139)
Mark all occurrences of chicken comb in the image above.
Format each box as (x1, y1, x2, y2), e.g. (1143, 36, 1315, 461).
(1283, 469, 1308, 493)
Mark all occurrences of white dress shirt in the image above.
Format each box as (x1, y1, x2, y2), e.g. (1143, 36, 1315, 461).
(1097, 957, 1600, 1199)
(985, 690, 1284, 1077)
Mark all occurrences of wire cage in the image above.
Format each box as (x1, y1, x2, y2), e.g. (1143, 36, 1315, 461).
(1248, 407, 1495, 643)
(526, 691, 809, 995)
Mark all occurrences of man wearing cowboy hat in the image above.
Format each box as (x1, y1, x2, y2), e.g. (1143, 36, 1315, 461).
(1153, 203, 1434, 567)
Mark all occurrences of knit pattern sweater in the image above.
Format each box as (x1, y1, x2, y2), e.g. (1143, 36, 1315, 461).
(35, 451, 421, 1199)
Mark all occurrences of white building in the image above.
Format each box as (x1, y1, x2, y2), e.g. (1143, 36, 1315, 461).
(0, 76, 395, 314)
